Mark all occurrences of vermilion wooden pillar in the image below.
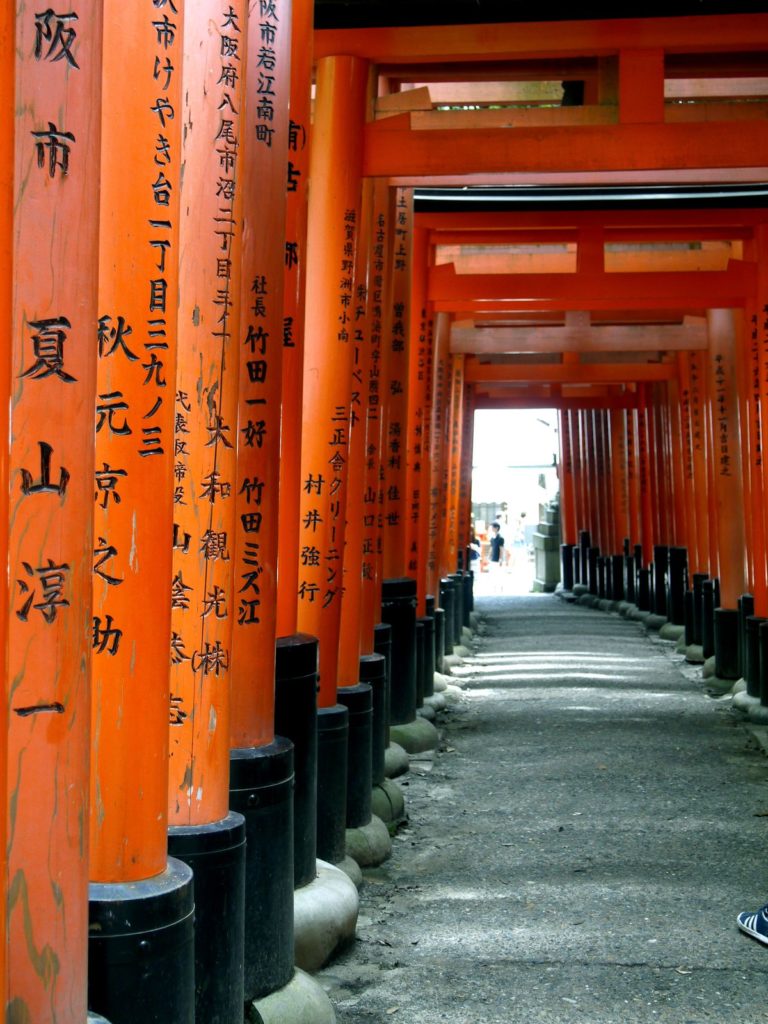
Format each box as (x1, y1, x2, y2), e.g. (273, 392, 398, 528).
(230, 0, 292, 749)
(276, 0, 313, 638)
(676, 355, 697, 562)
(360, 180, 391, 651)
(93, 0, 181, 884)
(707, 309, 747, 609)
(415, 308, 436, 607)
(626, 405, 641, 550)
(609, 408, 630, 550)
(684, 351, 711, 575)
(426, 313, 451, 599)
(405, 225, 431, 611)
(8, 7, 102, 1020)
(296, 55, 368, 707)
(636, 395, 654, 565)
(338, 179, 374, 684)
(667, 375, 689, 551)
(0, 0, 12, 1010)
(90, 4, 194, 1021)
(167, 0, 244, 829)
(459, 382, 475, 565)
(381, 187, 414, 581)
(442, 354, 465, 575)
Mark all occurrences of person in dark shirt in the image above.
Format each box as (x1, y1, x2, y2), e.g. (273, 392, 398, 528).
(488, 523, 505, 565)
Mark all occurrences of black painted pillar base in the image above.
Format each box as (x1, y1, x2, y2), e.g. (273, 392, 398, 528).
(382, 577, 418, 726)
(337, 683, 373, 828)
(579, 529, 591, 586)
(88, 858, 195, 1024)
(373, 622, 393, 747)
(439, 577, 456, 652)
(588, 547, 599, 596)
(230, 739, 294, 1002)
(316, 704, 349, 865)
(684, 589, 695, 646)
(415, 618, 425, 707)
(274, 633, 319, 890)
(464, 570, 474, 617)
(448, 572, 464, 639)
(667, 546, 688, 626)
(420, 614, 435, 698)
(637, 568, 651, 612)
(561, 544, 574, 591)
(652, 545, 668, 617)
(738, 594, 755, 681)
(433, 608, 445, 675)
(702, 579, 719, 660)
(360, 653, 387, 786)
(624, 554, 636, 605)
(746, 616, 766, 699)
(714, 607, 740, 681)
(597, 556, 606, 599)
(168, 813, 246, 1024)
(611, 554, 624, 602)
(692, 573, 708, 647)
(759, 621, 768, 707)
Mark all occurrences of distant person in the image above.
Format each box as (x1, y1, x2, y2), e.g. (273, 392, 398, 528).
(488, 523, 505, 569)
(468, 533, 481, 566)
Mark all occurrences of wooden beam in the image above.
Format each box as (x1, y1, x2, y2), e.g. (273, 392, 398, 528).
(315, 15, 768, 64)
(451, 317, 707, 354)
(474, 394, 640, 410)
(419, 210, 768, 231)
(364, 115, 768, 179)
(428, 261, 756, 310)
(465, 360, 676, 384)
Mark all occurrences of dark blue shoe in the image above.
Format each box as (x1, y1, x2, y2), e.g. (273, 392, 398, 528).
(737, 904, 768, 945)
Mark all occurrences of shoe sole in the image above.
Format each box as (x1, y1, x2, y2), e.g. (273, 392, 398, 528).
(737, 915, 768, 946)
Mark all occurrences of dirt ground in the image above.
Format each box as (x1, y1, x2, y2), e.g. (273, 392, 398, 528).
(317, 593, 768, 1023)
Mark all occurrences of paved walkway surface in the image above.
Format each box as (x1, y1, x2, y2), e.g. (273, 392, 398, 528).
(319, 593, 768, 1023)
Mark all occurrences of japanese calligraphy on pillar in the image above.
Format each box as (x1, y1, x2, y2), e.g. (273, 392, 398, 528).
(91, 0, 184, 882)
(713, 352, 733, 477)
(381, 188, 413, 577)
(275, 0, 311, 636)
(427, 314, 450, 591)
(359, 191, 389, 643)
(168, 0, 244, 823)
(9, 7, 102, 1018)
(408, 307, 434, 580)
(230, 0, 291, 747)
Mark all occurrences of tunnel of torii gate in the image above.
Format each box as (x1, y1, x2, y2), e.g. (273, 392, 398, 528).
(2, 5, 768, 1023)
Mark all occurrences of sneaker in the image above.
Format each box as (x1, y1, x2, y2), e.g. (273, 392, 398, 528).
(737, 904, 768, 945)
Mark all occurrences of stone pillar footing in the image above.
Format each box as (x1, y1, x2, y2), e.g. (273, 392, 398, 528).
(345, 814, 392, 867)
(294, 860, 359, 972)
(389, 717, 440, 753)
(384, 742, 409, 778)
(248, 968, 336, 1024)
(372, 778, 406, 826)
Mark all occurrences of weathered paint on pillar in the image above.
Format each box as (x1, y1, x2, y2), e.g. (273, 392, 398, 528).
(230, 0, 292, 746)
(0, 0, 13, 1008)
(276, 0, 313, 638)
(405, 225, 431, 610)
(426, 313, 451, 598)
(707, 309, 747, 608)
(296, 55, 368, 706)
(167, 0, 245, 823)
(93, 0, 182, 883)
(338, 179, 374, 685)
(382, 187, 413, 580)
(9, 6, 102, 1017)
(360, 180, 390, 651)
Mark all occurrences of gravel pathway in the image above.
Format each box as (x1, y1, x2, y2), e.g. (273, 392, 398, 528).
(319, 593, 768, 1023)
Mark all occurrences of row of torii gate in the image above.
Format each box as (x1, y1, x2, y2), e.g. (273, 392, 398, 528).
(2, 6, 768, 1023)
